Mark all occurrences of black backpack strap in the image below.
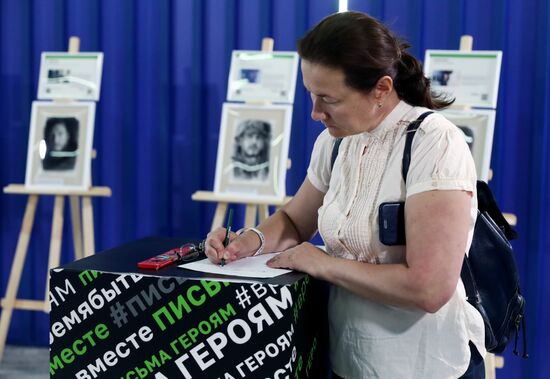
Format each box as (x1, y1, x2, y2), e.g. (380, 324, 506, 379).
(477, 181, 518, 240)
(460, 247, 481, 304)
(402, 111, 433, 182)
(330, 138, 343, 171)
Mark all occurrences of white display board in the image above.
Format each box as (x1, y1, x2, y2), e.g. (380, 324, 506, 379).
(37, 52, 104, 101)
(226, 51, 299, 104)
(440, 108, 496, 182)
(424, 50, 502, 108)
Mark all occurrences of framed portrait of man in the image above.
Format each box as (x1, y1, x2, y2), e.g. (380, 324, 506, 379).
(214, 103, 293, 202)
(25, 101, 96, 191)
(440, 108, 496, 182)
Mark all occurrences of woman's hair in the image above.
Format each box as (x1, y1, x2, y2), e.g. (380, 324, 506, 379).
(297, 11, 453, 109)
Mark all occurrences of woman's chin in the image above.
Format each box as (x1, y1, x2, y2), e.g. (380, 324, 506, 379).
(326, 126, 344, 138)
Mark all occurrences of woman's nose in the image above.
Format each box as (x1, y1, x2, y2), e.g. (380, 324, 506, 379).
(311, 98, 327, 121)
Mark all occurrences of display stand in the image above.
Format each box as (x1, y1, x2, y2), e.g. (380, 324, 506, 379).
(192, 37, 292, 231)
(0, 37, 110, 360)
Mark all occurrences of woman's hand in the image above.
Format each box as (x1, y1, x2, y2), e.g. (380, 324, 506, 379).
(204, 227, 262, 264)
(204, 227, 237, 264)
(266, 242, 331, 278)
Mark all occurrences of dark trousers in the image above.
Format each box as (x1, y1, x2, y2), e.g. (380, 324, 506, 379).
(332, 342, 485, 379)
(459, 342, 485, 379)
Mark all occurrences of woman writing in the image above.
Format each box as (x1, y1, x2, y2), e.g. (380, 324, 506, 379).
(205, 11, 484, 379)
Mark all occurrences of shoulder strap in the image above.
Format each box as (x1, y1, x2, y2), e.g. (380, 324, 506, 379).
(477, 181, 518, 240)
(330, 138, 343, 171)
(402, 111, 433, 182)
(460, 254, 481, 304)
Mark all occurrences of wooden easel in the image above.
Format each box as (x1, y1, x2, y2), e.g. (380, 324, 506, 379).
(192, 37, 292, 230)
(0, 37, 111, 360)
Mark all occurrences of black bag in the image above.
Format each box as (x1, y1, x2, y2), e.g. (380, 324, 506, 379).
(330, 111, 527, 356)
(460, 181, 526, 355)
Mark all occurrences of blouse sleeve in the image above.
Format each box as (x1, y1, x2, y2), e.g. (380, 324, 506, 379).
(406, 114, 477, 198)
(307, 129, 336, 193)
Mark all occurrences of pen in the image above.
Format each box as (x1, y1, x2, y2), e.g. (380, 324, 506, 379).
(220, 209, 233, 267)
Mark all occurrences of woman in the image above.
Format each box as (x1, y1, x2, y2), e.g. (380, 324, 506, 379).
(205, 12, 485, 379)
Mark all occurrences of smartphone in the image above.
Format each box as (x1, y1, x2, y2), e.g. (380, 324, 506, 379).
(378, 202, 406, 246)
(137, 249, 181, 270)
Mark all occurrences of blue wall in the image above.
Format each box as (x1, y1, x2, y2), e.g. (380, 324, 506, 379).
(1, 1, 548, 377)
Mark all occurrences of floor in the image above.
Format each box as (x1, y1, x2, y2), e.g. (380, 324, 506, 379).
(0, 345, 49, 379)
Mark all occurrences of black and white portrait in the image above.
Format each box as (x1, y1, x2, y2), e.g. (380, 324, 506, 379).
(42, 117, 79, 171)
(457, 125, 475, 151)
(232, 119, 271, 181)
(214, 103, 292, 202)
(25, 101, 96, 190)
(441, 109, 496, 182)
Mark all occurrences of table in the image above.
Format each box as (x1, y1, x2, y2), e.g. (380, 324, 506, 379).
(49, 237, 329, 378)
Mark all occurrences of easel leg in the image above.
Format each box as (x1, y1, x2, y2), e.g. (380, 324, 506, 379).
(70, 195, 83, 260)
(82, 196, 95, 257)
(44, 196, 65, 309)
(245, 205, 257, 227)
(0, 195, 39, 360)
(212, 203, 228, 231)
(484, 353, 496, 379)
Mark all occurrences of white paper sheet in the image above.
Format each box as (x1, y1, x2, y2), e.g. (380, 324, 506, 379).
(178, 253, 292, 278)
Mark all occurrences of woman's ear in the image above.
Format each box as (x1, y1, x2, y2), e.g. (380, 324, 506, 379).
(374, 75, 394, 101)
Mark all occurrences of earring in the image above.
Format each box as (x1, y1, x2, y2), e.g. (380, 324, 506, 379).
(377, 103, 382, 108)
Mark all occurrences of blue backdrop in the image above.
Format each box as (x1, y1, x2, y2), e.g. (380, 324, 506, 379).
(0, 1, 548, 378)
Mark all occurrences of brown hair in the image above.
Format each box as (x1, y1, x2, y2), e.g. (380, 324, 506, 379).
(297, 11, 453, 109)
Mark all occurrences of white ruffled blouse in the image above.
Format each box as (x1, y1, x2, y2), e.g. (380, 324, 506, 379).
(307, 101, 486, 379)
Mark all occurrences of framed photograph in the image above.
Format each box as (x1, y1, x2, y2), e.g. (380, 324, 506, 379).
(440, 109, 496, 182)
(424, 50, 502, 108)
(226, 51, 299, 104)
(25, 101, 96, 191)
(214, 103, 293, 202)
(37, 52, 104, 101)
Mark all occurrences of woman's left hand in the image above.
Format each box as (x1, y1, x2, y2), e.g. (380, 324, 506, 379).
(266, 242, 331, 278)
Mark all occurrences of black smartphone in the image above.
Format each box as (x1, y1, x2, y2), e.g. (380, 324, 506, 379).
(378, 202, 406, 245)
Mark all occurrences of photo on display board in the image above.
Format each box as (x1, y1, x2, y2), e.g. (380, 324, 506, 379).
(440, 109, 496, 182)
(25, 101, 96, 191)
(214, 103, 293, 202)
